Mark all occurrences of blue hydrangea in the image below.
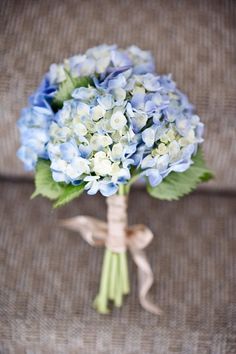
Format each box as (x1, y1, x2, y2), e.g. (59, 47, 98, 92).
(17, 44, 204, 196)
(125, 73, 203, 187)
(17, 98, 55, 170)
(17, 45, 155, 173)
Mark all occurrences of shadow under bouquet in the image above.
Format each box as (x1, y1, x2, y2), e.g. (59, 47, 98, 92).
(17, 44, 213, 314)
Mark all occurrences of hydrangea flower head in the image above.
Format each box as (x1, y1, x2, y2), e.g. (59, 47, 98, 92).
(17, 44, 204, 196)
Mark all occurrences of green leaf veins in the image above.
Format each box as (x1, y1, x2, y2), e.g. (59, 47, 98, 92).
(147, 148, 214, 201)
(31, 159, 85, 208)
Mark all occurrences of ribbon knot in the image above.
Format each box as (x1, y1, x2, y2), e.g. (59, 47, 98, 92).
(60, 195, 162, 315)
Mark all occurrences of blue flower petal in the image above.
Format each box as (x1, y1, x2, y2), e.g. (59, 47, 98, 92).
(145, 169, 162, 187)
(60, 141, 79, 162)
(99, 182, 118, 196)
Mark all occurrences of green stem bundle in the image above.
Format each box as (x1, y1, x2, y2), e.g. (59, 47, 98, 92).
(93, 186, 130, 314)
(93, 249, 129, 313)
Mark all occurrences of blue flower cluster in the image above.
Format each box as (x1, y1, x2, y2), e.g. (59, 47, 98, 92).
(17, 44, 154, 171)
(17, 44, 204, 196)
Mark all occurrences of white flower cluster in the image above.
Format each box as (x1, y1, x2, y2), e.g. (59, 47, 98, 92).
(48, 84, 137, 196)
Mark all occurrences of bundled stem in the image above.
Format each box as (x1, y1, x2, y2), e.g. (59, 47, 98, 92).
(94, 249, 130, 313)
(93, 186, 130, 314)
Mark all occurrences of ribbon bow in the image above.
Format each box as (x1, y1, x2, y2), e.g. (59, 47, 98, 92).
(61, 214, 162, 315)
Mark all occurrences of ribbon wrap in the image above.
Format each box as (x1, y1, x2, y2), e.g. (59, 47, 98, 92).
(61, 195, 162, 315)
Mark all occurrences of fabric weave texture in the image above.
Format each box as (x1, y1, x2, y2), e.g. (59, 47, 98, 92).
(0, 182, 235, 353)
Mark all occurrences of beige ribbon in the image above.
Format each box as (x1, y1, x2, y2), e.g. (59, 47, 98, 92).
(60, 195, 162, 315)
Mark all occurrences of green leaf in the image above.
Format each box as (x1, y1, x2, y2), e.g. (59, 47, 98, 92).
(31, 159, 64, 200)
(31, 159, 85, 207)
(53, 183, 85, 208)
(147, 148, 214, 201)
(52, 71, 92, 110)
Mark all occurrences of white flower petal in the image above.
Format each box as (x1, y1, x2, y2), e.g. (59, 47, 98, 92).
(110, 111, 127, 130)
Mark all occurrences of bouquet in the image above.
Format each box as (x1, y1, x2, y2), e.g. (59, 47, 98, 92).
(17, 44, 213, 314)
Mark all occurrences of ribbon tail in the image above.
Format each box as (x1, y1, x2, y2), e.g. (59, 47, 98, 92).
(60, 216, 107, 247)
(130, 248, 162, 315)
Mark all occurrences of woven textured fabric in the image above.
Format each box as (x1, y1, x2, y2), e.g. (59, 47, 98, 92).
(0, 0, 236, 189)
(0, 180, 235, 353)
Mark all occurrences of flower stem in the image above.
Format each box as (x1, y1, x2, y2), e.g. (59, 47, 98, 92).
(93, 248, 112, 314)
(120, 252, 130, 295)
(108, 252, 117, 301)
(125, 171, 141, 193)
(114, 255, 123, 307)
(118, 184, 126, 196)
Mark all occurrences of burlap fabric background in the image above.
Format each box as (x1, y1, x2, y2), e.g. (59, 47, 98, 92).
(0, 0, 236, 353)
(1, 182, 235, 353)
